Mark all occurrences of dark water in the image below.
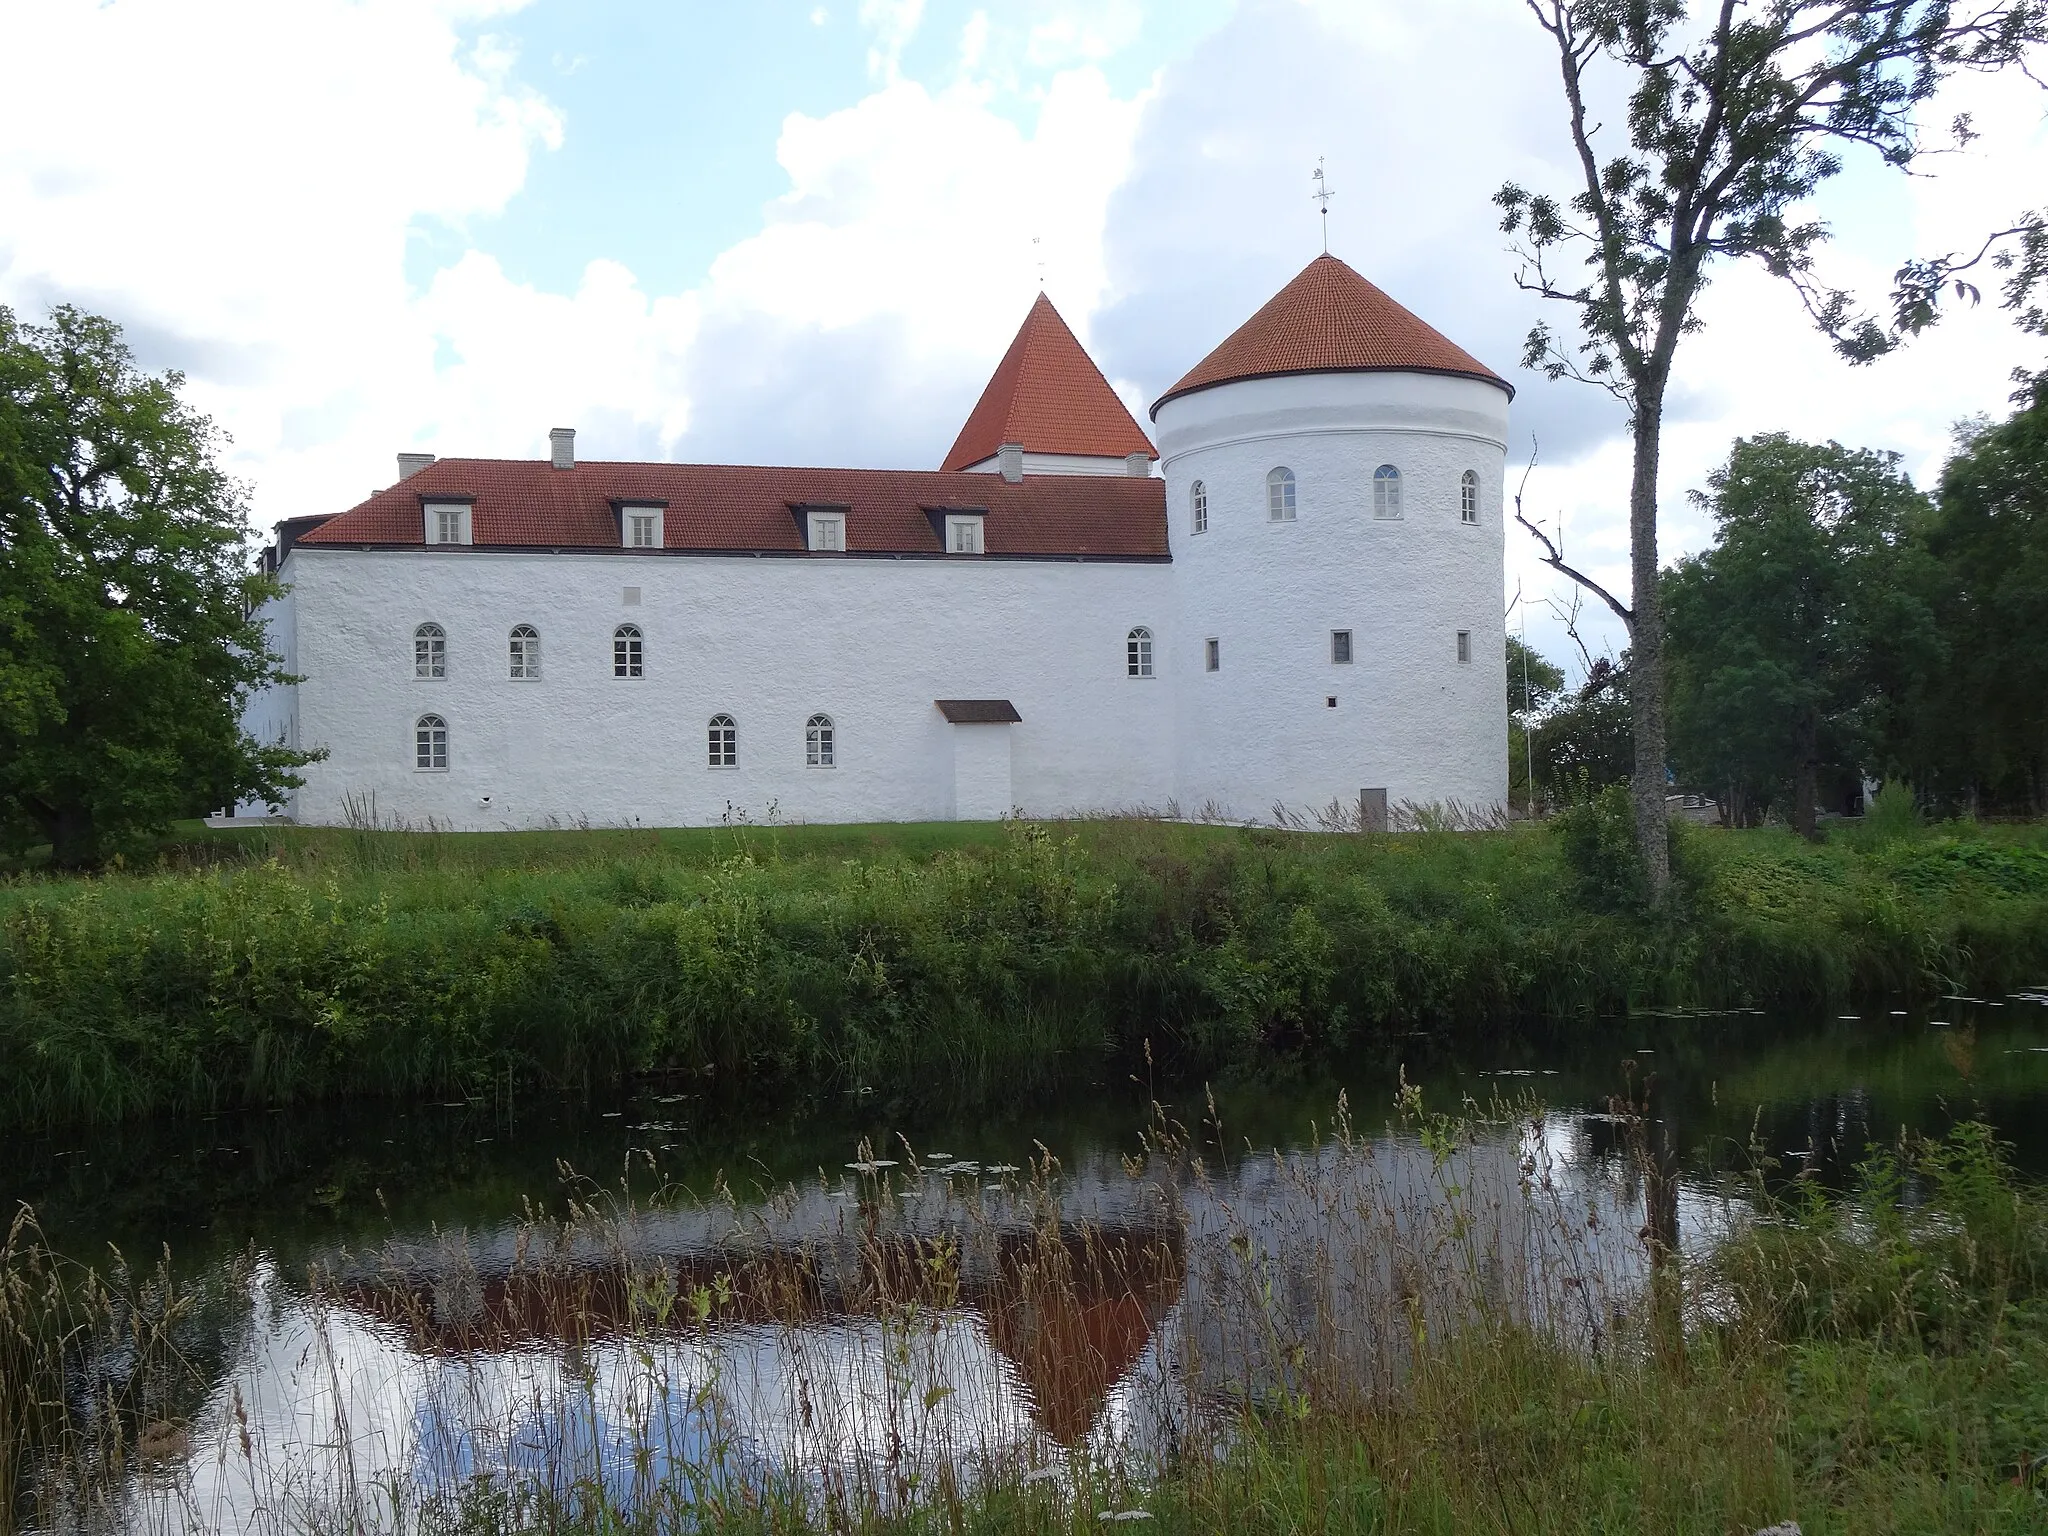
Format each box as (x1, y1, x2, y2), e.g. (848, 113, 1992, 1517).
(13, 997, 2048, 1272)
(11, 997, 2048, 1535)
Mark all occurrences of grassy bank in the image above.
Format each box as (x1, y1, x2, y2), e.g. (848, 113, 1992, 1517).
(2, 811, 2047, 1129)
(5, 1109, 2045, 1533)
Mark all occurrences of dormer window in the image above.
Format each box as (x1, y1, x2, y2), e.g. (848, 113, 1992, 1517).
(619, 504, 664, 549)
(808, 511, 846, 552)
(946, 514, 984, 555)
(424, 502, 471, 545)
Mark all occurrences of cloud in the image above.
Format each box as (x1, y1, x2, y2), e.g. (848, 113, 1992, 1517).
(0, 0, 562, 515)
(1, 0, 2039, 691)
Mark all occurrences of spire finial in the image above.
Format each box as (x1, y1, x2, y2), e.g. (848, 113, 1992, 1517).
(1311, 157, 1335, 254)
(1033, 235, 1045, 288)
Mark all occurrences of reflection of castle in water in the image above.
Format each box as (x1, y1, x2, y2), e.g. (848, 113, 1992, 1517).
(105, 1123, 1671, 1533)
(322, 1124, 1656, 1452)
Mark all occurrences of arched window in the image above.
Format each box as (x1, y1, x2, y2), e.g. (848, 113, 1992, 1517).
(1266, 467, 1296, 522)
(806, 714, 835, 768)
(414, 622, 446, 679)
(415, 714, 448, 770)
(1126, 626, 1154, 678)
(1460, 469, 1479, 524)
(613, 624, 643, 678)
(509, 624, 540, 679)
(708, 714, 737, 768)
(1373, 464, 1403, 519)
(1191, 479, 1209, 534)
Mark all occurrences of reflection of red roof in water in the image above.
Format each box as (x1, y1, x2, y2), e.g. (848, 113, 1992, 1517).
(334, 1223, 1183, 1447)
(942, 293, 1157, 471)
(979, 1229, 1182, 1445)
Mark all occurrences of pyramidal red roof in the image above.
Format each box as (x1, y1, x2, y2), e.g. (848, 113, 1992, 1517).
(1151, 254, 1510, 418)
(942, 293, 1156, 471)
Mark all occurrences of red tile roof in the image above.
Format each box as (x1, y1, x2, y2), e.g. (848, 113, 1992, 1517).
(1151, 254, 1510, 417)
(941, 293, 1156, 471)
(299, 458, 1169, 560)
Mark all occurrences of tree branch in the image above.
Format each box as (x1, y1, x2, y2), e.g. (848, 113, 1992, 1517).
(1513, 437, 1635, 636)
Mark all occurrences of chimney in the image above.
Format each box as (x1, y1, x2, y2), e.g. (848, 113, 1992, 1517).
(1125, 452, 1151, 478)
(396, 452, 435, 481)
(549, 427, 576, 470)
(997, 441, 1023, 484)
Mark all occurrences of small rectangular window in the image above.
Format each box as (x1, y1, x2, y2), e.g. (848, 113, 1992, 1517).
(1205, 637, 1220, 673)
(1331, 629, 1353, 665)
(809, 512, 846, 552)
(1456, 629, 1472, 664)
(628, 514, 656, 547)
(947, 516, 983, 554)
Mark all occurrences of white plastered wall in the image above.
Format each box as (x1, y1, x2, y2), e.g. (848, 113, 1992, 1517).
(267, 548, 1176, 830)
(1155, 370, 1511, 821)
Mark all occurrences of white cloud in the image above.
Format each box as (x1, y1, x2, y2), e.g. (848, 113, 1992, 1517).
(1, 0, 2038, 670)
(0, 0, 561, 517)
(859, 0, 926, 80)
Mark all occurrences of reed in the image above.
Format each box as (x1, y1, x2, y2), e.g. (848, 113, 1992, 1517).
(2, 817, 2046, 1129)
(4, 1098, 2044, 1534)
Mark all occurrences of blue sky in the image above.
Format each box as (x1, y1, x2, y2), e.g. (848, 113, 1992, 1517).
(3, 0, 2042, 675)
(432, 1, 1234, 298)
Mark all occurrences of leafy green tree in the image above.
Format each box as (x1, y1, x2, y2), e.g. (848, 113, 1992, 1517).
(1497, 0, 2045, 894)
(1534, 658, 1635, 799)
(1664, 434, 1938, 837)
(1914, 379, 2048, 812)
(1508, 634, 1566, 716)
(0, 306, 314, 866)
(1508, 634, 1568, 810)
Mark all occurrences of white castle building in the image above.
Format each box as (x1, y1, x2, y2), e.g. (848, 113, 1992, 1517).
(244, 255, 1512, 830)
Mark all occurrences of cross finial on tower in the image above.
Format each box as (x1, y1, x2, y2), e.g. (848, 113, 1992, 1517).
(1311, 157, 1335, 254)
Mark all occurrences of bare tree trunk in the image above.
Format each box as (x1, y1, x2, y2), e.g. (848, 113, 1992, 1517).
(42, 805, 96, 870)
(1793, 709, 1821, 841)
(1628, 406, 1672, 898)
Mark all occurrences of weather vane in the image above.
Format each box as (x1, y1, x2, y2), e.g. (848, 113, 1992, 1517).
(1033, 235, 1045, 287)
(1311, 157, 1335, 253)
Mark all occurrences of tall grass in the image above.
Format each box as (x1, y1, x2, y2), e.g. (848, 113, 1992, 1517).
(5, 1100, 2044, 1533)
(2, 817, 2046, 1129)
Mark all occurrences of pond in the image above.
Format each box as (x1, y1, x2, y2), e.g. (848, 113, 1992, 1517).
(9, 996, 2048, 1533)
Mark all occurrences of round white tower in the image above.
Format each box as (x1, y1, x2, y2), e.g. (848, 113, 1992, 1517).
(1153, 255, 1512, 825)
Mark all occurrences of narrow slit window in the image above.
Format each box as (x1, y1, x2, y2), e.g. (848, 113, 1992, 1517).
(1205, 637, 1220, 673)
(614, 624, 644, 678)
(1266, 467, 1296, 522)
(806, 714, 835, 767)
(1331, 629, 1353, 665)
(1127, 626, 1154, 678)
(708, 713, 737, 768)
(1191, 479, 1208, 534)
(1456, 629, 1472, 664)
(415, 714, 448, 770)
(509, 625, 540, 679)
(1460, 469, 1479, 524)
(1373, 464, 1403, 519)
(414, 623, 446, 679)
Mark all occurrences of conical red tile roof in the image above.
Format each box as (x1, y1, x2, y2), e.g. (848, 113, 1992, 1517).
(942, 293, 1156, 471)
(1150, 254, 1509, 418)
